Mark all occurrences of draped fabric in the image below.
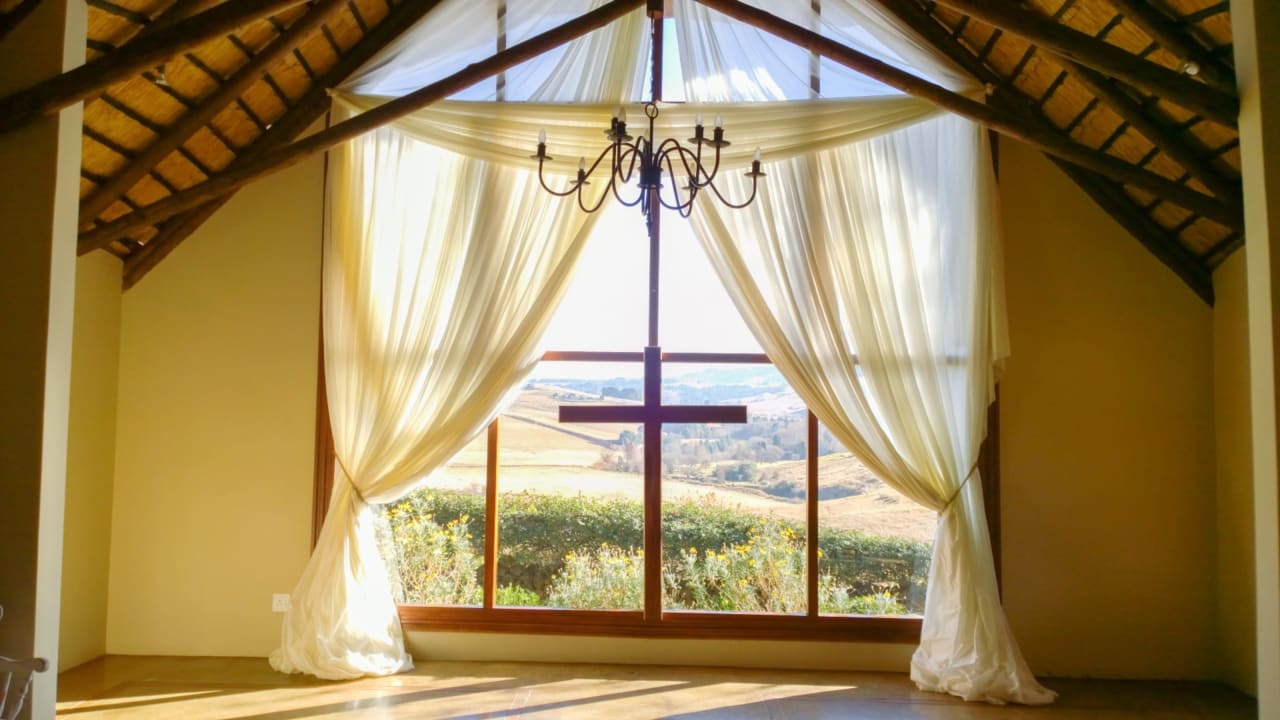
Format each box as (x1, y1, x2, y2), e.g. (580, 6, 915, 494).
(271, 0, 1054, 702)
(269, 1, 648, 679)
(676, 0, 1052, 704)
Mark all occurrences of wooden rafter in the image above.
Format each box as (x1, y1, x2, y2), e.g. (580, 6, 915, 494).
(876, 0, 1215, 304)
(0, 0, 312, 135)
(96, 0, 647, 266)
(123, 0, 453, 288)
(1106, 0, 1235, 94)
(928, 0, 1237, 127)
(78, 0, 350, 228)
(689, 0, 1240, 231)
(133, 0, 225, 40)
(1058, 59, 1240, 204)
(0, 0, 40, 42)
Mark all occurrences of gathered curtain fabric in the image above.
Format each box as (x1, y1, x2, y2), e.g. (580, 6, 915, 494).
(269, 115, 602, 680)
(270, 0, 649, 680)
(675, 0, 1052, 704)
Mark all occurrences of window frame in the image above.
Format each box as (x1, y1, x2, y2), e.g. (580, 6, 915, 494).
(311, 347, 1001, 644)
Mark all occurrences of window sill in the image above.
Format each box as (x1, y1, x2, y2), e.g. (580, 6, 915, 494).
(398, 605, 922, 643)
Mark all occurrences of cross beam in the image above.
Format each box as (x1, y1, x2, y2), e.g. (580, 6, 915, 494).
(560, 404, 748, 424)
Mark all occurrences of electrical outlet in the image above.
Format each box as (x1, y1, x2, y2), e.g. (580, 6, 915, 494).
(272, 593, 291, 613)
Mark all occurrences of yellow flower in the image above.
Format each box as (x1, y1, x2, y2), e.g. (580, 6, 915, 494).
(817, 549, 824, 558)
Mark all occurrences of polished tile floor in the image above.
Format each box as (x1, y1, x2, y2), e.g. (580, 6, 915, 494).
(56, 655, 1256, 719)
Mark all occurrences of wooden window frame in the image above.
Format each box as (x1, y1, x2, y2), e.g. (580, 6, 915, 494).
(311, 349, 1001, 644)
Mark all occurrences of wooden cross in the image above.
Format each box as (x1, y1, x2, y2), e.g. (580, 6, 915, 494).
(558, 347, 748, 427)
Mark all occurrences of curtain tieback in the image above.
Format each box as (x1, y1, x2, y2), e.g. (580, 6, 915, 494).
(941, 460, 982, 512)
(335, 458, 371, 504)
(349, 481, 370, 506)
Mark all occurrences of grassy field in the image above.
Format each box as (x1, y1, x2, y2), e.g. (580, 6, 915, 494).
(425, 383, 935, 543)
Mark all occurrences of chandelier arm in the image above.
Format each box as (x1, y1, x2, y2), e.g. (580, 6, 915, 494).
(668, 145, 705, 189)
(616, 143, 641, 184)
(538, 167, 583, 197)
(583, 144, 616, 178)
(578, 176, 613, 213)
(704, 174, 760, 210)
(610, 171, 645, 208)
(700, 145, 724, 186)
(656, 150, 695, 213)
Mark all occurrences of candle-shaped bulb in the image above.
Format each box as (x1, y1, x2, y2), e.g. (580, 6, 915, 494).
(613, 106, 621, 120)
(619, 106, 627, 124)
(538, 129, 546, 145)
(578, 157, 586, 173)
(714, 114, 723, 129)
(696, 112, 703, 126)
(753, 147, 761, 163)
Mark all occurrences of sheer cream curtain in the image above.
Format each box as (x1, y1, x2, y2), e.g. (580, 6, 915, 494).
(270, 1, 649, 680)
(675, 0, 1054, 704)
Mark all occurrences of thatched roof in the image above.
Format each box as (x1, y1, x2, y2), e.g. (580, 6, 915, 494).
(0, 0, 1242, 303)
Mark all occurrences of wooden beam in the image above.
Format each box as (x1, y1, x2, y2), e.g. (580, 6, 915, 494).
(928, 0, 1238, 127)
(1060, 60, 1241, 204)
(81, 0, 648, 255)
(0, 0, 41, 42)
(0, 0, 312, 135)
(691, 0, 1241, 231)
(122, 0, 452, 288)
(877, 0, 1216, 305)
(78, 0, 350, 228)
(133, 0, 224, 40)
(1106, 0, 1236, 95)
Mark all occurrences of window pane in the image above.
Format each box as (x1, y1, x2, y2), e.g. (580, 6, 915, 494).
(660, 364, 807, 613)
(658, 219, 762, 354)
(496, 362, 644, 609)
(540, 201, 649, 352)
(816, 426, 933, 616)
(379, 432, 488, 607)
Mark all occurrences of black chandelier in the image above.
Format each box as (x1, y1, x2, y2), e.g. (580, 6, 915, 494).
(533, 102, 764, 217)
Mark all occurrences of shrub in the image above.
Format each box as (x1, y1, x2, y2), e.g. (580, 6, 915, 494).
(496, 583, 542, 607)
(546, 544, 644, 609)
(384, 509, 481, 606)
(382, 488, 930, 613)
(665, 517, 807, 612)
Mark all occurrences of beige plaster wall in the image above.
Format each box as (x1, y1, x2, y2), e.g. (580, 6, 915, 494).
(1212, 252, 1257, 695)
(105, 157, 323, 657)
(997, 140, 1218, 680)
(58, 253, 123, 672)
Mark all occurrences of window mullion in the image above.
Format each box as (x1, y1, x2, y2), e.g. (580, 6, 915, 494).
(806, 411, 819, 617)
(483, 419, 500, 609)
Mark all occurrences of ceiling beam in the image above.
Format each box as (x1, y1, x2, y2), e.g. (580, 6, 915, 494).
(876, 0, 1215, 304)
(0, 0, 41, 42)
(690, 0, 1240, 231)
(1106, 0, 1236, 94)
(927, 0, 1237, 127)
(78, 0, 350, 228)
(0, 0, 312, 136)
(1059, 59, 1240, 204)
(79, 0, 648, 255)
(122, 0, 452, 288)
(133, 0, 225, 40)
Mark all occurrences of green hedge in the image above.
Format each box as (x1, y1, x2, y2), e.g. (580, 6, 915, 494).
(383, 488, 931, 613)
